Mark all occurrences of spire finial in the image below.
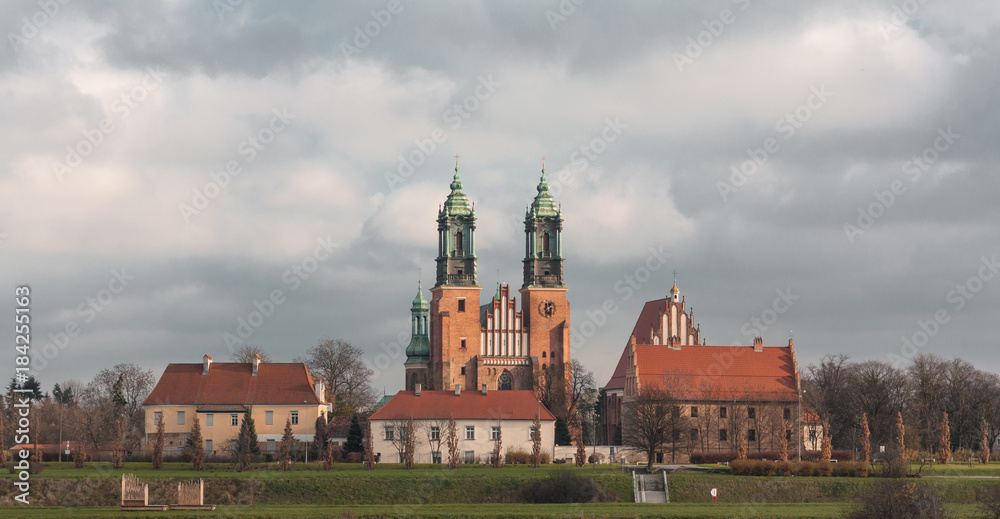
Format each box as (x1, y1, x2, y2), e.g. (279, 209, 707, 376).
(454, 153, 460, 169)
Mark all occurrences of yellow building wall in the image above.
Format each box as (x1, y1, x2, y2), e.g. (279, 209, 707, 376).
(144, 404, 326, 454)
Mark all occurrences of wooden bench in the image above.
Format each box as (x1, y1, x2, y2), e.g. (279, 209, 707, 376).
(171, 479, 216, 511)
(120, 474, 168, 511)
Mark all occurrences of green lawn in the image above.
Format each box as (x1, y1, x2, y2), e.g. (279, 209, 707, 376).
(4, 461, 627, 479)
(0, 502, 988, 518)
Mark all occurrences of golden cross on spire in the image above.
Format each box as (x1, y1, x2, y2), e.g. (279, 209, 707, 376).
(540, 155, 546, 170)
(454, 154, 460, 168)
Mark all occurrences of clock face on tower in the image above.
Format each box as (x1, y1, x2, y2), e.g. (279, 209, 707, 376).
(538, 300, 556, 317)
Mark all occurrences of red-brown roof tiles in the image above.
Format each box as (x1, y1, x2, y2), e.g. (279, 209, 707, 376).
(605, 298, 669, 391)
(143, 362, 322, 406)
(632, 344, 799, 401)
(369, 390, 556, 421)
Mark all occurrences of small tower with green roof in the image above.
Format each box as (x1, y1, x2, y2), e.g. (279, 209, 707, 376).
(404, 281, 430, 391)
(435, 161, 478, 288)
(522, 164, 565, 288)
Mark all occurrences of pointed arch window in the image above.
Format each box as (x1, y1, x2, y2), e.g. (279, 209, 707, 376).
(498, 371, 513, 390)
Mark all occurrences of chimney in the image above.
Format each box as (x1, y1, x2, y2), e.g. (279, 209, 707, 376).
(202, 354, 212, 375)
(454, 384, 461, 397)
(753, 337, 763, 352)
(481, 384, 487, 395)
(415, 383, 421, 397)
(314, 379, 325, 402)
(252, 353, 260, 376)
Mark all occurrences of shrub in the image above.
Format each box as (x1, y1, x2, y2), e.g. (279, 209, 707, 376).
(775, 460, 794, 476)
(846, 479, 946, 519)
(516, 470, 615, 503)
(977, 483, 1000, 519)
(505, 449, 531, 465)
(729, 459, 752, 476)
(816, 461, 833, 477)
(796, 461, 816, 477)
(760, 460, 777, 476)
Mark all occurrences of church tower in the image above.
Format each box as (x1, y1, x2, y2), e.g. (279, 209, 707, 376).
(404, 281, 430, 391)
(519, 166, 570, 383)
(429, 162, 482, 391)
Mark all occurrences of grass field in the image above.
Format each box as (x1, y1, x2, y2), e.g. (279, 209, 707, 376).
(0, 502, 988, 518)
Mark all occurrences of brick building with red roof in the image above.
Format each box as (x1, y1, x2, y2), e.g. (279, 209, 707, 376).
(603, 282, 810, 463)
(369, 386, 555, 464)
(143, 354, 329, 457)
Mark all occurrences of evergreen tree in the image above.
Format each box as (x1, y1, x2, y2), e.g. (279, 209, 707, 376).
(279, 418, 294, 471)
(345, 414, 365, 454)
(236, 410, 260, 471)
(190, 416, 204, 470)
(152, 419, 164, 470)
(937, 412, 951, 464)
(554, 417, 572, 446)
(313, 415, 328, 461)
(860, 413, 871, 464)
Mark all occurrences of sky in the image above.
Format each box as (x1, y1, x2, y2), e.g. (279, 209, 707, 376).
(2, 0, 999, 398)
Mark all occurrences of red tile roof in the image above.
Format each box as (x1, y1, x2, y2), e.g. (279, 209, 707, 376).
(143, 362, 322, 406)
(632, 344, 799, 401)
(369, 390, 556, 421)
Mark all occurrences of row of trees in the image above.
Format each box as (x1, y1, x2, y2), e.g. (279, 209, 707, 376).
(803, 353, 1000, 457)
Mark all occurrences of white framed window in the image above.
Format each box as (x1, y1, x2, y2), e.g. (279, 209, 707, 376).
(384, 426, 395, 441)
(205, 439, 213, 454)
(491, 426, 500, 440)
(177, 411, 185, 425)
(529, 426, 536, 441)
(432, 451, 442, 464)
(430, 426, 440, 441)
(231, 414, 239, 426)
(464, 450, 475, 464)
(153, 411, 161, 425)
(206, 413, 214, 426)
(265, 411, 273, 425)
(465, 425, 475, 440)
(291, 411, 299, 425)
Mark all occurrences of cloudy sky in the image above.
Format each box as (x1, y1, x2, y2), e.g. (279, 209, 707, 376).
(3, 0, 999, 397)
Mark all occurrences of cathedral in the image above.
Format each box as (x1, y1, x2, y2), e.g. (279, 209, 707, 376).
(403, 164, 571, 393)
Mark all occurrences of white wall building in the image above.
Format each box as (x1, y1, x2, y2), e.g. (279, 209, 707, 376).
(369, 386, 555, 464)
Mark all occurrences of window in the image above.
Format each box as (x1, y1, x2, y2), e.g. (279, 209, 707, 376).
(267, 439, 275, 454)
(464, 450, 475, 464)
(748, 429, 756, 442)
(231, 414, 239, 426)
(671, 406, 680, 419)
(205, 439, 212, 454)
(153, 411, 161, 425)
(461, 366, 466, 375)
(719, 407, 727, 419)
(542, 351, 546, 358)
(460, 338, 467, 349)
(177, 411, 185, 425)
(786, 430, 792, 441)
(491, 426, 500, 440)
(809, 429, 817, 442)
(456, 231, 463, 251)
(690, 406, 698, 418)
(529, 426, 537, 441)
(265, 411, 273, 425)
(719, 429, 728, 442)
(431, 426, 440, 441)
(291, 411, 298, 425)
(206, 413, 214, 426)
(748, 407, 756, 419)
(690, 429, 699, 442)
(784, 408, 791, 420)
(432, 451, 442, 464)
(458, 299, 466, 312)
(384, 426, 395, 441)
(465, 425, 475, 440)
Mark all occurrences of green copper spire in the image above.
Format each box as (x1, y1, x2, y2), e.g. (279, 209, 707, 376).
(405, 280, 430, 364)
(442, 158, 473, 216)
(529, 165, 559, 217)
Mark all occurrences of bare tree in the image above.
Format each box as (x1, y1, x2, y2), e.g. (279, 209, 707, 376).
(533, 363, 567, 419)
(531, 411, 542, 468)
(384, 418, 409, 464)
(423, 418, 448, 464)
(232, 344, 272, 363)
(300, 338, 378, 414)
(568, 359, 596, 427)
(623, 386, 675, 471)
(860, 413, 871, 464)
(82, 363, 155, 452)
(491, 417, 502, 468)
(938, 412, 951, 464)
